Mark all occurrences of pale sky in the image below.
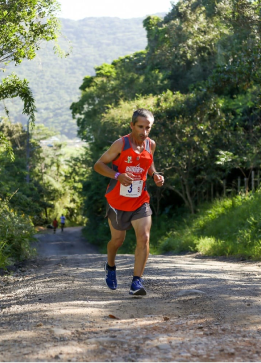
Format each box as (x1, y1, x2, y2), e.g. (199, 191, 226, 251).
(57, 0, 174, 20)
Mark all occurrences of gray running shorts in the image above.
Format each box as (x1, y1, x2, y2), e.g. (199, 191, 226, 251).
(105, 202, 152, 231)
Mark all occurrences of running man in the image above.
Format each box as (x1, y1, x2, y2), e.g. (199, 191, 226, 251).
(52, 218, 58, 234)
(60, 214, 66, 232)
(94, 108, 164, 295)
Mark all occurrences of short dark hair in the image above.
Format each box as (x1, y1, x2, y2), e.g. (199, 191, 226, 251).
(132, 108, 154, 125)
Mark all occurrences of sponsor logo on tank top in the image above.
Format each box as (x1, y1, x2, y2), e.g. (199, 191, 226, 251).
(126, 164, 144, 173)
(124, 156, 132, 163)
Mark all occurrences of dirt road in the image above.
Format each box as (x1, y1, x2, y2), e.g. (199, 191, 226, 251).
(1, 227, 261, 362)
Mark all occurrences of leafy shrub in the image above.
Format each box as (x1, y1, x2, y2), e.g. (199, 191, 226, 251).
(0, 199, 36, 269)
(158, 190, 261, 259)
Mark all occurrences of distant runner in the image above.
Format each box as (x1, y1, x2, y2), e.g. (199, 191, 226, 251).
(94, 108, 164, 296)
(60, 214, 66, 232)
(52, 218, 58, 234)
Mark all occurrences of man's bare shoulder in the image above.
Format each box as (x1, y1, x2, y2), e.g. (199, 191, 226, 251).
(95, 137, 123, 165)
(110, 137, 124, 152)
(150, 138, 156, 152)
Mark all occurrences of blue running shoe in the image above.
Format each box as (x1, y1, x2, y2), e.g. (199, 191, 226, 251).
(104, 262, 117, 290)
(129, 277, 146, 296)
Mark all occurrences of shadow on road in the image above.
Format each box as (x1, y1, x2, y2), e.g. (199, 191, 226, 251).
(34, 226, 99, 256)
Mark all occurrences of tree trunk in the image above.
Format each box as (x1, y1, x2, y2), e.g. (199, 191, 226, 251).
(184, 179, 195, 214)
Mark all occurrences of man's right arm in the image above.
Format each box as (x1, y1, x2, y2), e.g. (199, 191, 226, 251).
(94, 139, 134, 186)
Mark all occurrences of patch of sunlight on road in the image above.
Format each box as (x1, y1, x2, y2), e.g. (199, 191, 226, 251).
(0, 331, 36, 341)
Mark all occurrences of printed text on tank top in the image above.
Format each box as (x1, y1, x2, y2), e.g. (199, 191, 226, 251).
(119, 135, 149, 197)
(105, 134, 153, 211)
(123, 136, 149, 181)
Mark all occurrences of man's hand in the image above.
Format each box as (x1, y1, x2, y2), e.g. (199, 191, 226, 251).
(154, 174, 164, 187)
(118, 172, 135, 186)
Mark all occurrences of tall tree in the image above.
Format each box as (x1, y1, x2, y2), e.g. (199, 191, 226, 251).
(0, 0, 61, 127)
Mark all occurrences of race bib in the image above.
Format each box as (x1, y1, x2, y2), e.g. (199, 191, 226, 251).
(120, 180, 143, 198)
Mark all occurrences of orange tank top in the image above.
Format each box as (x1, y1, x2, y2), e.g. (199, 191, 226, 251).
(105, 134, 153, 211)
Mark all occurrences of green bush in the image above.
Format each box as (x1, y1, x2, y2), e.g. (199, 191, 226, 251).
(0, 199, 36, 269)
(158, 190, 261, 260)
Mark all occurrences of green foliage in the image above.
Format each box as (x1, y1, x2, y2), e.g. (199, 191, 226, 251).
(95, 64, 117, 78)
(0, 131, 14, 161)
(0, 74, 36, 123)
(144, 0, 228, 92)
(0, 119, 46, 217)
(0, 0, 61, 131)
(0, 119, 85, 228)
(32, 138, 87, 224)
(0, 0, 60, 65)
(0, 197, 36, 269)
(47, 144, 87, 224)
(152, 90, 229, 213)
(159, 190, 261, 259)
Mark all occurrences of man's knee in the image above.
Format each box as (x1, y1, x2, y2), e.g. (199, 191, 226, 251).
(137, 232, 150, 247)
(110, 235, 125, 248)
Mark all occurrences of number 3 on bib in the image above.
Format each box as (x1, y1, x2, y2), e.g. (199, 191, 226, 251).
(120, 180, 143, 198)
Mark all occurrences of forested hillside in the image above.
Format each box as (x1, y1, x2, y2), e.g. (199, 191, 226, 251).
(0, 16, 150, 138)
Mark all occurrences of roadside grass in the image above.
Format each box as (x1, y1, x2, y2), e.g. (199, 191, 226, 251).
(158, 189, 261, 259)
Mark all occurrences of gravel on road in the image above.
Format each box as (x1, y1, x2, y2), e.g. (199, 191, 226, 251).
(0, 227, 261, 362)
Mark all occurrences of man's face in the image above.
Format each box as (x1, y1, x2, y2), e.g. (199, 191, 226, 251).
(130, 116, 154, 143)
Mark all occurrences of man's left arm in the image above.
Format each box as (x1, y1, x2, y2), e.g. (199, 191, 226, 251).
(148, 140, 164, 187)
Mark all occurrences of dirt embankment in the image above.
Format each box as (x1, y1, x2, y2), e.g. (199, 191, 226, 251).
(0, 227, 261, 362)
